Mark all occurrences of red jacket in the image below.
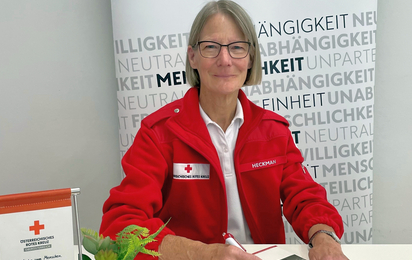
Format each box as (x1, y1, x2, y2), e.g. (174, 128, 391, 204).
(100, 87, 343, 258)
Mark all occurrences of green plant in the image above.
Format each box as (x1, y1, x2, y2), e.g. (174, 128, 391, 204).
(81, 220, 169, 260)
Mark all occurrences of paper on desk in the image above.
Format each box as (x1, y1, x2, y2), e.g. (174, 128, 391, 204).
(252, 245, 306, 260)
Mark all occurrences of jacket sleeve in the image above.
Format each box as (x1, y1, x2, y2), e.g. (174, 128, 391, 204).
(99, 122, 175, 259)
(280, 132, 344, 243)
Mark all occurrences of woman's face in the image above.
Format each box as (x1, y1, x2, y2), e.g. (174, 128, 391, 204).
(188, 13, 252, 97)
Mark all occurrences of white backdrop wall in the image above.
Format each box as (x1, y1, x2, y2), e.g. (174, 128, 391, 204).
(0, 0, 121, 236)
(112, 0, 376, 244)
(372, 0, 412, 243)
(0, 0, 411, 244)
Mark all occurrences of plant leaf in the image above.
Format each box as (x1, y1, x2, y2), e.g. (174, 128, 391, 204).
(82, 254, 92, 260)
(117, 225, 149, 240)
(81, 228, 101, 240)
(145, 218, 170, 241)
(94, 249, 118, 260)
(82, 235, 99, 255)
(140, 247, 161, 257)
(98, 236, 113, 251)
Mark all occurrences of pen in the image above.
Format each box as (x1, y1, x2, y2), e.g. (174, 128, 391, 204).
(222, 232, 247, 252)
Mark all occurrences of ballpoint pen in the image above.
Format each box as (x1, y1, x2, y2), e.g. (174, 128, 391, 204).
(222, 232, 247, 252)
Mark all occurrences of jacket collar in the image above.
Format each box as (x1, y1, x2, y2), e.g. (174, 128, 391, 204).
(172, 87, 265, 135)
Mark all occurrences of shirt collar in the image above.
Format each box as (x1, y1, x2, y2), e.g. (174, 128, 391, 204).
(199, 99, 244, 128)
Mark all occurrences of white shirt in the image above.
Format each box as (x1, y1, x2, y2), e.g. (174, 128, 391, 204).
(199, 100, 253, 244)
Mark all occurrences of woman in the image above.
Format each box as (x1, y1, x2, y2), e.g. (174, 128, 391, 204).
(100, 1, 348, 259)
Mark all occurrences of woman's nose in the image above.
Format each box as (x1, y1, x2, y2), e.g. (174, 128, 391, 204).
(216, 46, 232, 66)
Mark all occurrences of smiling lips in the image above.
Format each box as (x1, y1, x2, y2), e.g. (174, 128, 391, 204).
(215, 74, 235, 78)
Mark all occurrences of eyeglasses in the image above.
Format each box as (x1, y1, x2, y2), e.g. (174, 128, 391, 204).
(195, 41, 251, 59)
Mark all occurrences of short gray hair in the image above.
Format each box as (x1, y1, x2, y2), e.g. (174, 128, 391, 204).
(186, 0, 262, 87)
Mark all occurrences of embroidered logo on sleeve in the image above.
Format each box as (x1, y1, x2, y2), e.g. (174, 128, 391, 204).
(173, 163, 210, 179)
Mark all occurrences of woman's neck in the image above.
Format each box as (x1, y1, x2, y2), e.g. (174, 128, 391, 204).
(199, 89, 239, 132)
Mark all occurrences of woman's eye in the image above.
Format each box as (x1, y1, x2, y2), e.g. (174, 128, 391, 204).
(205, 44, 218, 49)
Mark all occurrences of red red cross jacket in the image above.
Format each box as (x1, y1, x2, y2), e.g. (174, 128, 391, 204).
(100, 87, 343, 258)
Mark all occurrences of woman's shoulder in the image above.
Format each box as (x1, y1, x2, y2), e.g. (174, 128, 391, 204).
(261, 109, 289, 126)
(240, 89, 289, 127)
(246, 97, 289, 127)
(141, 98, 184, 128)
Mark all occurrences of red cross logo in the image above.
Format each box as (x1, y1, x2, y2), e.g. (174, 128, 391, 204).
(185, 164, 193, 173)
(29, 220, 45, 235)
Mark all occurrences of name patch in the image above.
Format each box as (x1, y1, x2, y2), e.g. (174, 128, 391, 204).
(173, 163, 210, 179)
(251, 160, 277, 169)
(239, 156, 287, 172)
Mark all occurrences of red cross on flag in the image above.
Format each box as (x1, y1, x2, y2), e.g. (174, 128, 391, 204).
(0, 188, 75, 259)
(173, 163, 210, 179)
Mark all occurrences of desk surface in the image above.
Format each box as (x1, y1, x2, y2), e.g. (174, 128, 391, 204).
(77, 244, 412, 260)
(246, 244, 412, 259)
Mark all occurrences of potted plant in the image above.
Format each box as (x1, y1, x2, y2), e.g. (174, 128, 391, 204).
(81, 221, 168, 260)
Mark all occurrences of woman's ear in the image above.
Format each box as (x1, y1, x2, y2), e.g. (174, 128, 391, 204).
(187, 45, 197, 69)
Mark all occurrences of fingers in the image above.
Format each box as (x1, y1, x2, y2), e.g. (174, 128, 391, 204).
(208, 244, 262, 260)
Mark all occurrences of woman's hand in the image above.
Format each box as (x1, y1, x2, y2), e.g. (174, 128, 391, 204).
(308, 233, 348, 260)
(159, 234, 261, 260)
(307, 225, 348, 260)
(308, 239, 348, 260)
(197, 243, 262, 260)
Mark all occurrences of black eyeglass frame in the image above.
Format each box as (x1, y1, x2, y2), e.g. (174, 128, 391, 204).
(195, 40, 251, 59)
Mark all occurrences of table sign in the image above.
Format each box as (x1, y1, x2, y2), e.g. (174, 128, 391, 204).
(0, 188, 81, 260)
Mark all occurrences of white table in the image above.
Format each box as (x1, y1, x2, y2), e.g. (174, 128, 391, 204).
(245, 244, 412, 260)
(76, 244, 412, 259)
